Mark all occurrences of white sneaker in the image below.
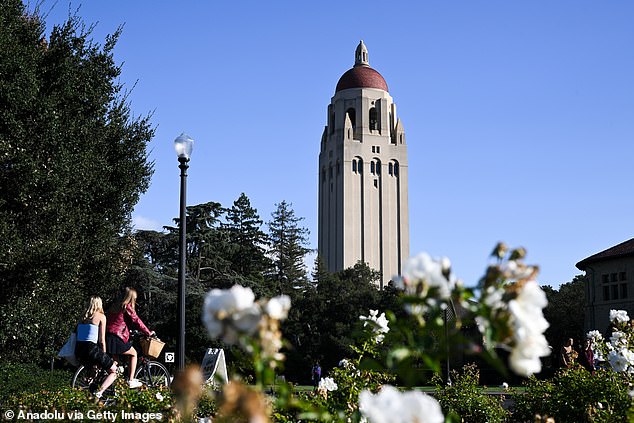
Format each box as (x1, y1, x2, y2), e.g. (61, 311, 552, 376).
(128, 379, 143, 389)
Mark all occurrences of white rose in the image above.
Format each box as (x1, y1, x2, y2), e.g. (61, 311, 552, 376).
(265, 295, 291, 320)
(318, 377, 338, 391)
(610, 309, 630, 324)
(359, 385, 444, 423)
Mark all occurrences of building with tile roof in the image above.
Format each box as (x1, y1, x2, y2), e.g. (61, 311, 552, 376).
(576, 238, 634, 332)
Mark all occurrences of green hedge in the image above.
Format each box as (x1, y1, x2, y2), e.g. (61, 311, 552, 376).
(0, 362, 72, 403)
(433, 364, 510, 423)
(0, 363, 224, 421)
(512, 367, 633, 423)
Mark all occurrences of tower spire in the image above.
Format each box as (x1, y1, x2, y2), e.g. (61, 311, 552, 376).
(355, 40, 369, 67)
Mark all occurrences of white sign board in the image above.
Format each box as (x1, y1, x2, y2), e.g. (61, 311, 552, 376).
(201, 348, 228, 388)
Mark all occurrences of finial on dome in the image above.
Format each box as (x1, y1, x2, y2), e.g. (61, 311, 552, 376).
(354, 40, 369, 67)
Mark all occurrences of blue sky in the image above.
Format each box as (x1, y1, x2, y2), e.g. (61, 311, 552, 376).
(34, 1, 634, 289)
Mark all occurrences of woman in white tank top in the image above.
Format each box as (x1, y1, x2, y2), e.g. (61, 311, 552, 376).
(75, 296, 118, 399)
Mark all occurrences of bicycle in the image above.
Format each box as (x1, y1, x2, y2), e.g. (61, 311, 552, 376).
(71, 333, 171, 401)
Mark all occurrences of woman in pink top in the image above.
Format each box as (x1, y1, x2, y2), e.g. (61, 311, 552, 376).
(105, 287, 154, 388)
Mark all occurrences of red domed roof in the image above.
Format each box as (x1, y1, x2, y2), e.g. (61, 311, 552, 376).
(336, 65, 388, 93)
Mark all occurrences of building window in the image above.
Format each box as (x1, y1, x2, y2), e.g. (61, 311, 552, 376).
(389, 160, 400, 177)
(373, 179, 378, 188)
(370, 161, 375, 175)
(337, 160, 340, 175)
(602, 271, 628, 301)
(352, 157, 363, 175)
(369, 107, 377, 131)
(329, 165, 333, 179)
(346, 108, 356, 128)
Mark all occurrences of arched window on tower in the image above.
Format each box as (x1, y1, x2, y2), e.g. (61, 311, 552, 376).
(358, 158, 363, 174)
(389, 160, 399, 177)
(369, 107, 377, 131)
(375, 159, 381, 176)
(352, 159, 357, 173)
(370, 161, 375, 175)
(346, 108, 356, 129)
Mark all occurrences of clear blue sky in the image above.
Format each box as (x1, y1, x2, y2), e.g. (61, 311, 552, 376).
(34, 1, 634, 289)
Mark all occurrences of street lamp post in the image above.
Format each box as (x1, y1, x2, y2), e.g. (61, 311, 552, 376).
(174, 133, 194, 373)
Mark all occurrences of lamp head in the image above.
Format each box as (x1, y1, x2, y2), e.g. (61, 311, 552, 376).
(174, 133, 194, 160)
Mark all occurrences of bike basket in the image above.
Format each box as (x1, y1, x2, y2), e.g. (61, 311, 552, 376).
(140, 337, 165, 359)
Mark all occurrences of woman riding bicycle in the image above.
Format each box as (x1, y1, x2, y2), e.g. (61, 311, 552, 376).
(75, 296, 118, 399)
(106, 287, 155, 388)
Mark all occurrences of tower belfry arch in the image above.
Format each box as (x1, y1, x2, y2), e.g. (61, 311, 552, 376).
(318, 41, 410, 287)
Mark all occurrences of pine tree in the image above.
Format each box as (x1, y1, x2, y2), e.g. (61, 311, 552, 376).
(266, 201, 311, 297)
(223, 193, 272, 297)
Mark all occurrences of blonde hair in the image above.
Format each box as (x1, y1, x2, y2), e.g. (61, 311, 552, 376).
(119, 287, 138, 312)
(83, 296, 104, 320)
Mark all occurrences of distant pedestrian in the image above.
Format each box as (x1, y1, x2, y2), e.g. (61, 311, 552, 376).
(311, 362, 321, 388)
(580, 338, 595, 374)
(560, 337, 578, 368)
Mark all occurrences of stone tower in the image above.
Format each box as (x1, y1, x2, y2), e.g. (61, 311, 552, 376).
(318, 41, 409, 287)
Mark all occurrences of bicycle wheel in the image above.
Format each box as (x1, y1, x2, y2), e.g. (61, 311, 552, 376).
(135, 361, 171, 388)
(71, 365, 90, 389)
(72, 365, 104, 391)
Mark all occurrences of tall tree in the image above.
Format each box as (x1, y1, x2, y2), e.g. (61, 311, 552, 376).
(0, 2, 154, 364)
(184, 201, 227, 284)
(223, 193, 272, 297)
(267, 201, 311, 298)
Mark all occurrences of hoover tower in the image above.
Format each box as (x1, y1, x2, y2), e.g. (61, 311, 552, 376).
(318, 41, 409, 287)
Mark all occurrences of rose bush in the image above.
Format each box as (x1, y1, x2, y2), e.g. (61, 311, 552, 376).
(199, 245, 555, 422)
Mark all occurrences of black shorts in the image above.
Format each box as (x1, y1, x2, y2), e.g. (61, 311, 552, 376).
(105, 333, 133, 355)
(75, 341, 114, 371)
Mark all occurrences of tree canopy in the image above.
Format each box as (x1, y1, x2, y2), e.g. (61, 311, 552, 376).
(0, 1, 154, 363)
(267, 200, 311, 299)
